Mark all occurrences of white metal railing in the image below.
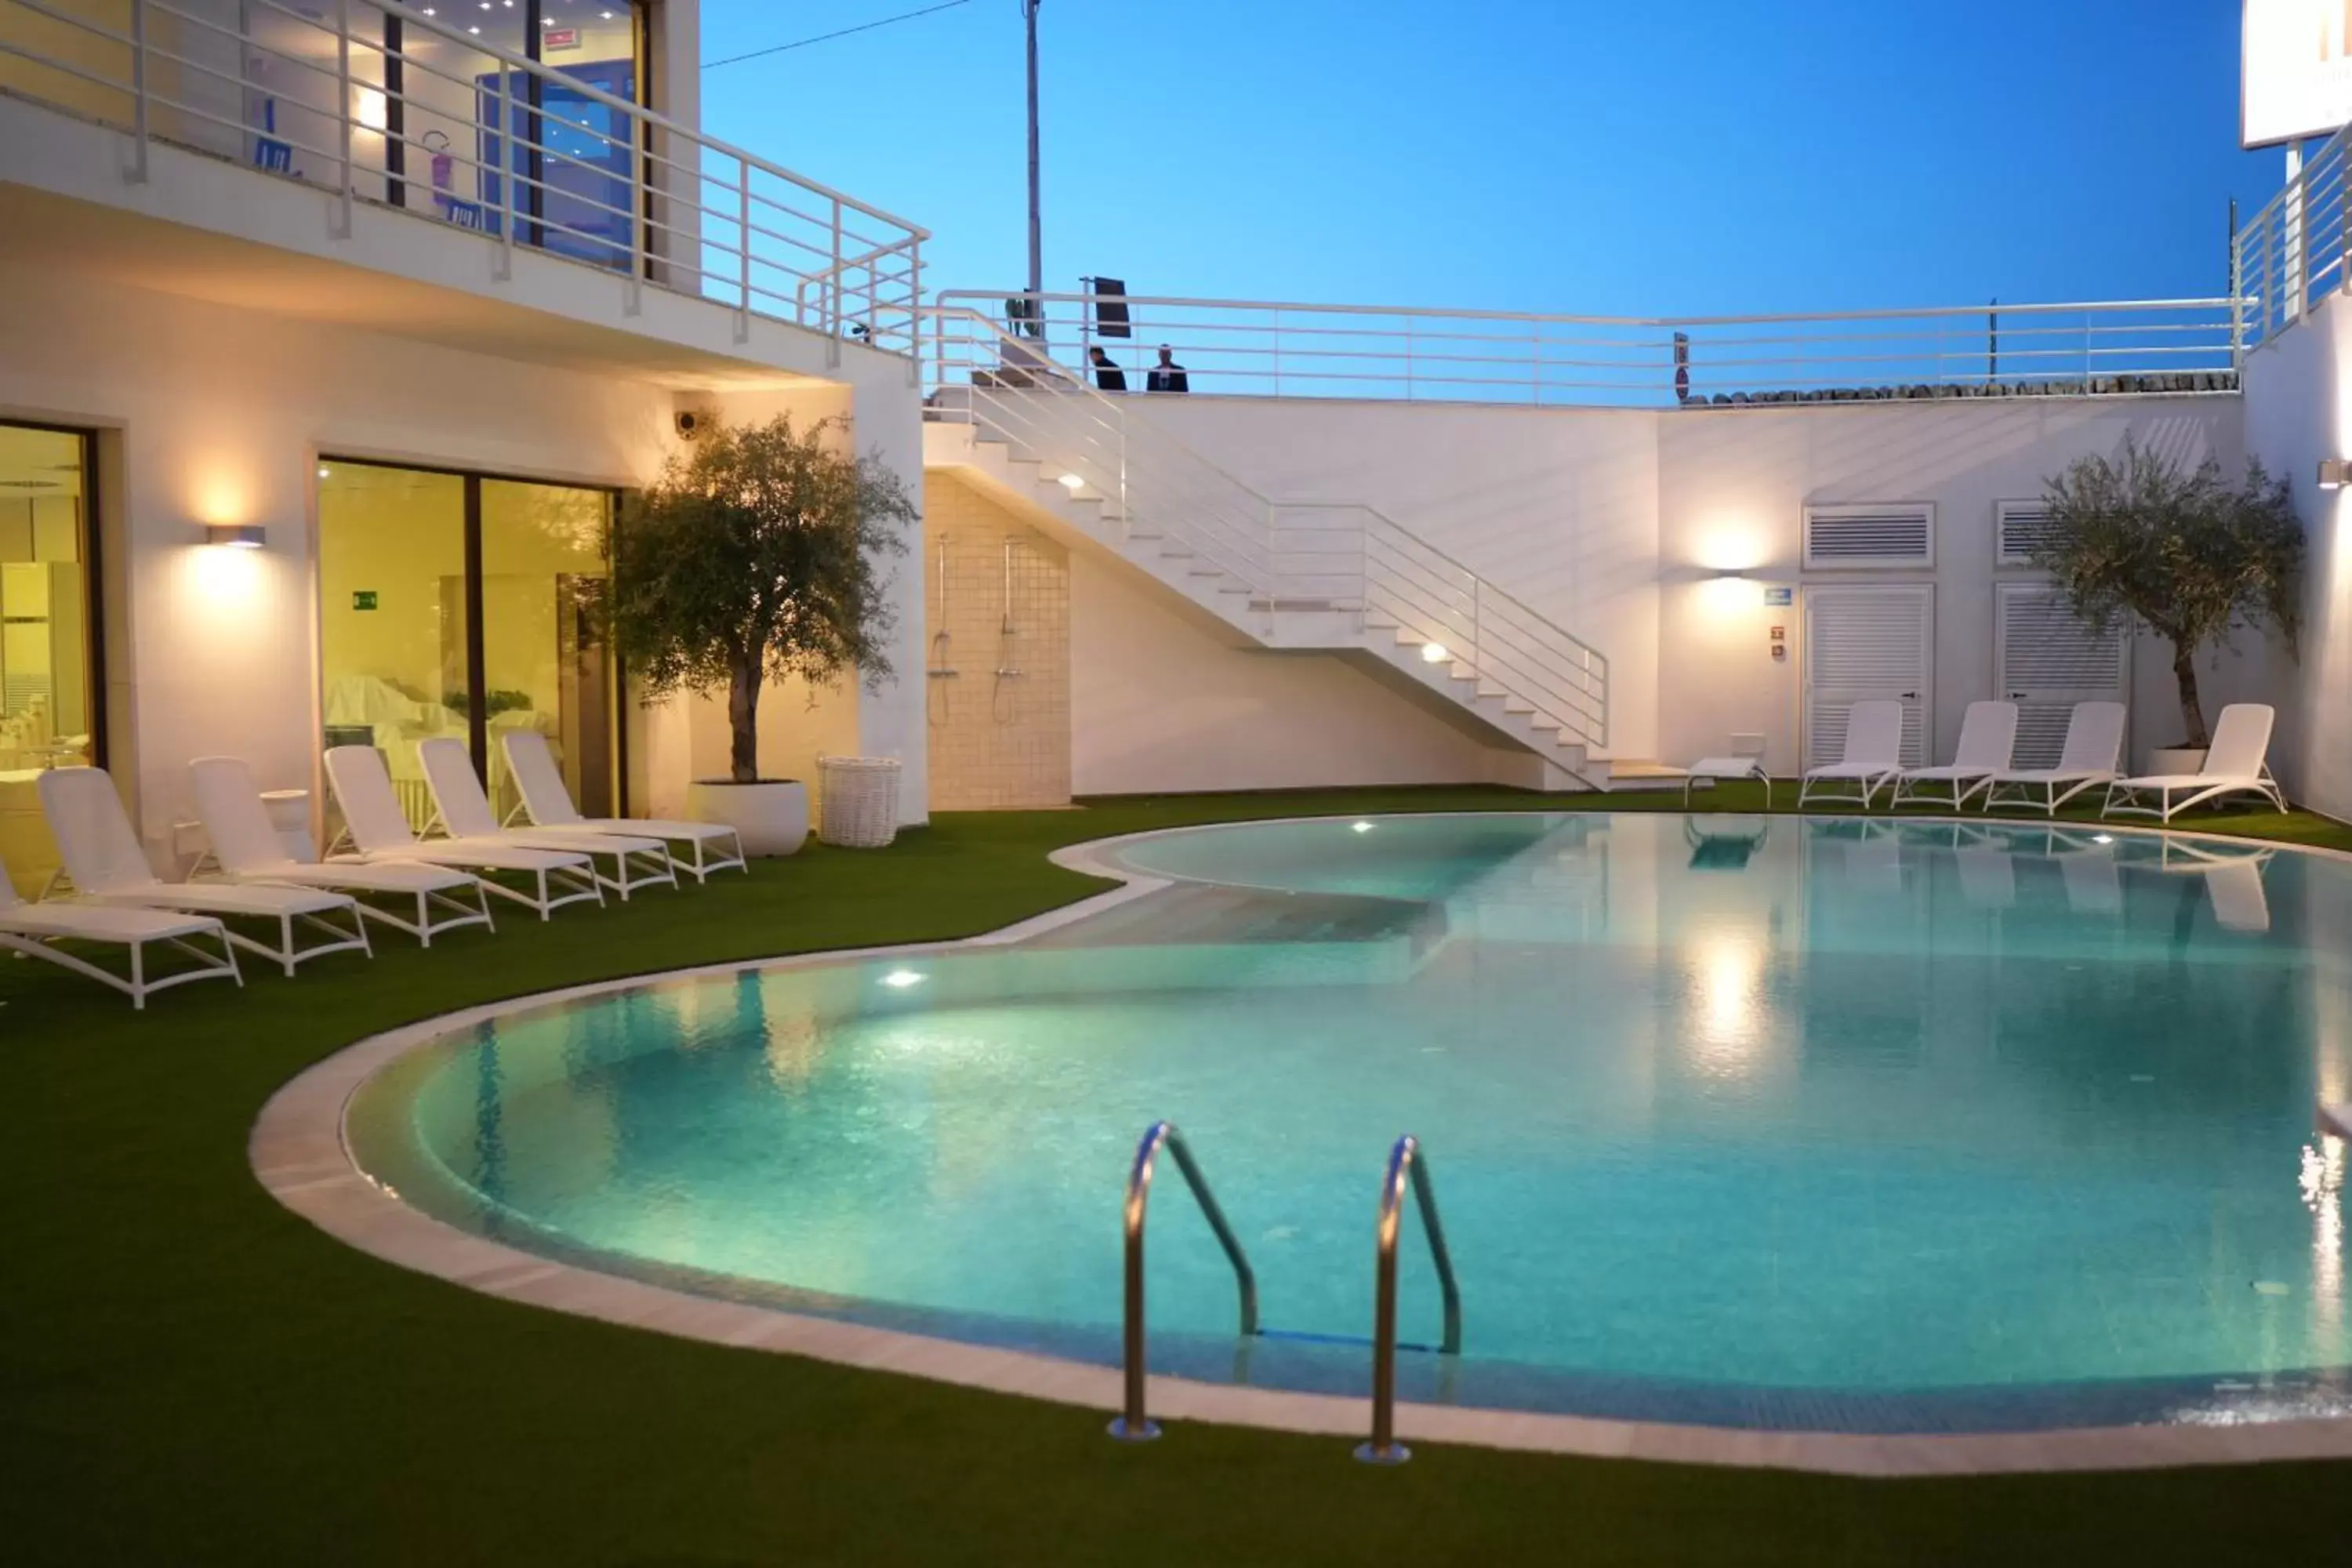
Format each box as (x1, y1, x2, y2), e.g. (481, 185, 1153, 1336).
(2237, 122, 2352, 354)
(934, 290, 2240, 408)
(0, 0, 927, 356)
(927, 307, 1610, 750)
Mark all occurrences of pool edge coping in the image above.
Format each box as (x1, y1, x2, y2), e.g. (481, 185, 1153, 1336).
(250, 809, 2352, 1479)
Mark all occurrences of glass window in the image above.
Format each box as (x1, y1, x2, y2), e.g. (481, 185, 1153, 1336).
(481, 478, 616, 819)
(318, 460, 618, 830)
(318, 462, 469, 831)
(0, 423, 99, 896)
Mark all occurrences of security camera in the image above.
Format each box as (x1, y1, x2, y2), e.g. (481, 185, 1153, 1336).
(675, 409, 705, 441)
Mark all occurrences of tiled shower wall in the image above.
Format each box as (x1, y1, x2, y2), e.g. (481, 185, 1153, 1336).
(923, 475, 1072, 810)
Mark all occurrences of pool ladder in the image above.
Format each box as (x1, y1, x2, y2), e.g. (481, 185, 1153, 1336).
(1109, 1121, 1461, 1465)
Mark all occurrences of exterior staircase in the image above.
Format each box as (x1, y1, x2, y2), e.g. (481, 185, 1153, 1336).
(922, 311, 1666, 791)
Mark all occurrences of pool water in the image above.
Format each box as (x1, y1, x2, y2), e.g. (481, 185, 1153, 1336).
(348, 814, 2352, 1432)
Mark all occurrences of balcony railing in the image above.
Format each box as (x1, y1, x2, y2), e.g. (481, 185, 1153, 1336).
(0, 0, 927, 358)
(935, 290, 2241, 408)
(2236, 120, 2352, 355)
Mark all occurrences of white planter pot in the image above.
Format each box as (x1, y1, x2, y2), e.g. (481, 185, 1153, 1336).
(2148, 746, 2208, 776)
(688, 779, 808, 857)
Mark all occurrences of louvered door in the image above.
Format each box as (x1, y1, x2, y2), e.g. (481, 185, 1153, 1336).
(1803, 586, 1933, 768)
(1994, 583, 2126, 768)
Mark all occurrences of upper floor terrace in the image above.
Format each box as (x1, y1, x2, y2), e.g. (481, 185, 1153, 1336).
(0, 0, 926, 387)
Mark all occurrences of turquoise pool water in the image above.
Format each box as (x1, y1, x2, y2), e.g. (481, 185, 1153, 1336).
(347, 814, 2352, 1432)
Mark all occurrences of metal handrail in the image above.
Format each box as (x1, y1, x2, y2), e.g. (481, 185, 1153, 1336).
(1356, 1133, 1460, 1467)
(925, 307, 1613, 751)
(935, 289, 2238, 408)
(1109, 1120, 1258, 1443)
(2237, 121, 2352, 355)
(0, 0, 928, 354)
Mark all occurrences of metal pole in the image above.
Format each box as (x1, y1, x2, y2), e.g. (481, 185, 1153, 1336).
(1987, 297, 1998, 386)
(1356, 1133, 1462, 1467)
(334, 0, 354, 238)
(125, 0, 148, 183)
(1023, 1, 1043, 306)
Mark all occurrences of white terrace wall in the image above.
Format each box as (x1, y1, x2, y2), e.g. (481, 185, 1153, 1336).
(2245, 292, 2352, 822)
(0, 261, 927, 861)
(1132, 391, 2252, 784)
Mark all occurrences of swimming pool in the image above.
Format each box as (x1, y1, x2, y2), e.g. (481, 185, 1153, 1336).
(345, 813, 2352, 1434)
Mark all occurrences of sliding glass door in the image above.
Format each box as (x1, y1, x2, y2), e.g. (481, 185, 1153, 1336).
(318, 459, 617, 829)
(0, 422, 102, 895)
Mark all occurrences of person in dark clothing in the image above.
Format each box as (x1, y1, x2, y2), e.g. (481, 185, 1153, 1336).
(1145, 344, 1190, 394)
(1088, 346, 1127, 392)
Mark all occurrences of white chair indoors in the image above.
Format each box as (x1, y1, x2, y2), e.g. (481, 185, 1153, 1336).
(1979, 701, 2127, 817)
(416, 738, 677, 901)
(0, 859, 241, 1009)
(1798, 699, 1907, 810)
(502, 731, 747, 884)
(1890, 701, 2016, 811)
(324, 745, 603, 920)
(190, 757, 496, 948)
(2103, 703, 2288, 825)
(36, 767, 371, 978)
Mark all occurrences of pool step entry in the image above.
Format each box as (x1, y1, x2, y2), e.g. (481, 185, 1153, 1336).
(1109, 1122, 1460, 1466)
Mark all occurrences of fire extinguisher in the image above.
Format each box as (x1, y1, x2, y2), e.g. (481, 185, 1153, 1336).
(424, 129, 454, 205)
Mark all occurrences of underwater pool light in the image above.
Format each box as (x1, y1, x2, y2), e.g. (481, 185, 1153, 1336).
(880, 968, 926, 989)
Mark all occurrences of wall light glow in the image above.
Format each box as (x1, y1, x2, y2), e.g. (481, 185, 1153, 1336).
(354, 88, 389, 131)
(1421, 642, 1450, 663)
(1057, 473, 1085, 490)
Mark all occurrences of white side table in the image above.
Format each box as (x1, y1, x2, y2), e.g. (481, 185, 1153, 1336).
(1682, 757, 1773, 808)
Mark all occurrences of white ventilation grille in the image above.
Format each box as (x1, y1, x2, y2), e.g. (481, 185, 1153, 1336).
(1802, 503, 1935, 569)
(1996, 500, 2056, 567)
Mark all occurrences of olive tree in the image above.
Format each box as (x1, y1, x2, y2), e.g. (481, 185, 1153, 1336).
(605, 415, 915, 783)
(2034, 437, 2303, 749)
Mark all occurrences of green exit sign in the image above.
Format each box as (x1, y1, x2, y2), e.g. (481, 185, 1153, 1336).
(352, 591, 379, 612)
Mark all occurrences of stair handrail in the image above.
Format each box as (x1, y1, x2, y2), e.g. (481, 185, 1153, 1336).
(927, 307, 1278, 592)
(1109, 1120, 1260, 1443)
(926, 307, 1610, 750)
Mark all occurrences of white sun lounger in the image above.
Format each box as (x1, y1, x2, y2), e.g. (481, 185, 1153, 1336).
(1891, 701, 2016, 810)
(1798, 699, 1906, 810)
(1979, 702, 2126, 817)
(501, 731, 747, 884)
(2103, 703, 2288, 824)
(1, 861, 241, 1008)
(416, 739, 677, 901)
(325, 745, 603, 920)
(37, 767, 371, 978)
(191, 757, 495, 947)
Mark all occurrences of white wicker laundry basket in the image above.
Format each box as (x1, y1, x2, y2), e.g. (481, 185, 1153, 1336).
(816, 755, 902, 848)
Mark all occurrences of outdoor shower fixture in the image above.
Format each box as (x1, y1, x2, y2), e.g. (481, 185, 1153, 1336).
(993, 535, 1026, 726)
(927, 533, 957, 728)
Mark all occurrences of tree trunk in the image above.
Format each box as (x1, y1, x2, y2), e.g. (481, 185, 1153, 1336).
(728, 652, 762, 784)
(2172, 644, 2209, 750)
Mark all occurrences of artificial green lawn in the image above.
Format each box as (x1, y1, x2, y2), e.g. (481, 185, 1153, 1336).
(5, 784, 2352, 1566)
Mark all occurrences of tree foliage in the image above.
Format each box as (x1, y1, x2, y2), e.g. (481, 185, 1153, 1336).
(606, 415, 915, 783)
(2034, 437, 2303, 748)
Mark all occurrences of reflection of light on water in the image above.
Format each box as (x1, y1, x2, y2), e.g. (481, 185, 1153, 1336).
(2302, 1135, 2345, 1347)
(1684, 927, 1769, 1080)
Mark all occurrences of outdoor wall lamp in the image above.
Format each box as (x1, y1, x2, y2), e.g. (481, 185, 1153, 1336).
(204, 524, 267, 549)
(2318, 459, 2350, 491)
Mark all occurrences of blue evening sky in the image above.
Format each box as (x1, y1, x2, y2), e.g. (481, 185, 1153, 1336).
(699, 0, 2285, 316)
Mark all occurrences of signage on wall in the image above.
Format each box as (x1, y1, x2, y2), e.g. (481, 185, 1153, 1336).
(352, 591, 379, 612)
(1763, 586, 1793, 606)
(543, 26, 582, 49)
(2243, 0, 2352, 147)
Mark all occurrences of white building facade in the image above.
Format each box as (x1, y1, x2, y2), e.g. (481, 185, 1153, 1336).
(4, 0, 2347, 905)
